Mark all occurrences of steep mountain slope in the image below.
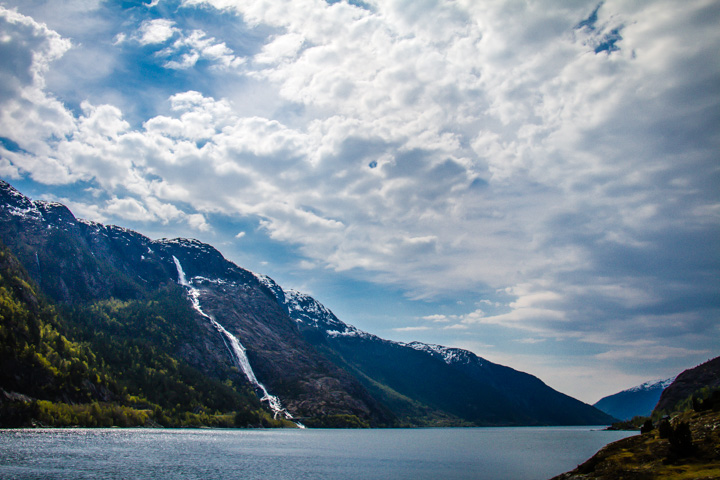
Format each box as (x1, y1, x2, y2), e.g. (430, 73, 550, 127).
(0, 244, 273, 428)
(0, 180, 393, 427)
(258, 275, 616, 426)
(594, 377, 675, 420)
(1, 179, 614, 427)
(653, 356, 720, 416)
(0, 246, 114, 407)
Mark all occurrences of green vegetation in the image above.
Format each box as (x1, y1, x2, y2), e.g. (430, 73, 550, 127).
(653, 386, 720, 420)
(608, 415, 652, 431)
(0, 248, 116, 405)
(0, 246, 291, 429)
(303, 414, 370, 428)
(554, 410, 720, 479)
(553, 368, 720, 479)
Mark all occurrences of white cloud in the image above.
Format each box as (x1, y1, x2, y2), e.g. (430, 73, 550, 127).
(255, 33, 305, 64)
(160, 29, 244, 70)
(393, 326, 431, 333)
(1, 0, 719, 395)
(137, 18, 177, 45)
(128, 18, 243, 70)
(595, 345, 711, 362)
(106, 196, 155, 222)
(187, 212, 210, 231)
(0, 6, 75, 159)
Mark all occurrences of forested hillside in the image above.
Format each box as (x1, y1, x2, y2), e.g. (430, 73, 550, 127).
(0, 245, 288, 428)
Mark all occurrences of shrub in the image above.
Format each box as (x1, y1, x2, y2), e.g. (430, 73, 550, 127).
(668, 421, 694, 458)
(640, 418, 654, 434)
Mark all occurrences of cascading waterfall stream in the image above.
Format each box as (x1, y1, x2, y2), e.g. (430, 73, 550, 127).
(172, 256, 303, 427)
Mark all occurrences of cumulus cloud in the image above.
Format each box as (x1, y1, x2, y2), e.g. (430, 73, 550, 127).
(1, 0, 719, 397)
(160, 29, 244, 70)
(126, 17, 243, 70)
(137, 18, 178, 45)
(0, 7, 75, 164)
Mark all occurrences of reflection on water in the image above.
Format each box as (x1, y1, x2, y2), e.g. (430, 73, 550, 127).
(0, 426, 634, 480)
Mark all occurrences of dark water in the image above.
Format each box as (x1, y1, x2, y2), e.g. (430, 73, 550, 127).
(0, 426, 634, 479)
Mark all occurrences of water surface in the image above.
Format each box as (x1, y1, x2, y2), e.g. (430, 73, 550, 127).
(0, 426, 634, 479)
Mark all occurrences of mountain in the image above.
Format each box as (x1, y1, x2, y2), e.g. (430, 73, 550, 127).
(0, 179, 614, 427)
(553, 356, 720, 480)
(258, 275, 615, 426)
(0, 180, 391, 428)
(594, 377, 676, 420)
(653, 356, 720, 416)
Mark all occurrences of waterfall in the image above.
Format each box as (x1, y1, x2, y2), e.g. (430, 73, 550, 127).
(173, 255, 188, 286)
(172, 256, 303, 427)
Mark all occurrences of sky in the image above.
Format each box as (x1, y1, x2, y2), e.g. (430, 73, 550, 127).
(0, 0, 718, 404)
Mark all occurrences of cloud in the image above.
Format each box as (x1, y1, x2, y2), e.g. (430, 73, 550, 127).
(127, 17, 244, 71)
(1, 0, 719, 396)
(0, 6, 75, 162)
(595, 345, 711, 362)
(137, 19, 178, 45)
(106, 196, 156, 222)
(160, 29, 244, 70)
(392, 326, 431, 333)
(187, 212, 210, 231)
(254, 33, 305, 65)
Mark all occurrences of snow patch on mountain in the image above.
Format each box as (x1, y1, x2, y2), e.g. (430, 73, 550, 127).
(161, 237, 218, 256)
(255, 274, 485, 361)
(6, 203, 42, 220)
(255, 274, 378, 341)
(627, 376, 677, 393)
(402, 341, 476, 366)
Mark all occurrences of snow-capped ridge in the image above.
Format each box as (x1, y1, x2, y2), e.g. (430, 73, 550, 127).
(77, 218, 103, 229)
(255, 273, 377, 340)
(35, 200, 69, 211)
(255, 275, 483, 351)
(402, 341, 477, 366)
(158, 237, 218, 253)
(627, 376, 677, 394)
(5, 203, 42, 221)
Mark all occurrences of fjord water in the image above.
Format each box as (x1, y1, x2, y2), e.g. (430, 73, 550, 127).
(0, 427, 633, 480)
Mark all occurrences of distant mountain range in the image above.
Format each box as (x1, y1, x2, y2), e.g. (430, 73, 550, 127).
(0, 179, 614, 427)
(594, 377, 676, 420)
